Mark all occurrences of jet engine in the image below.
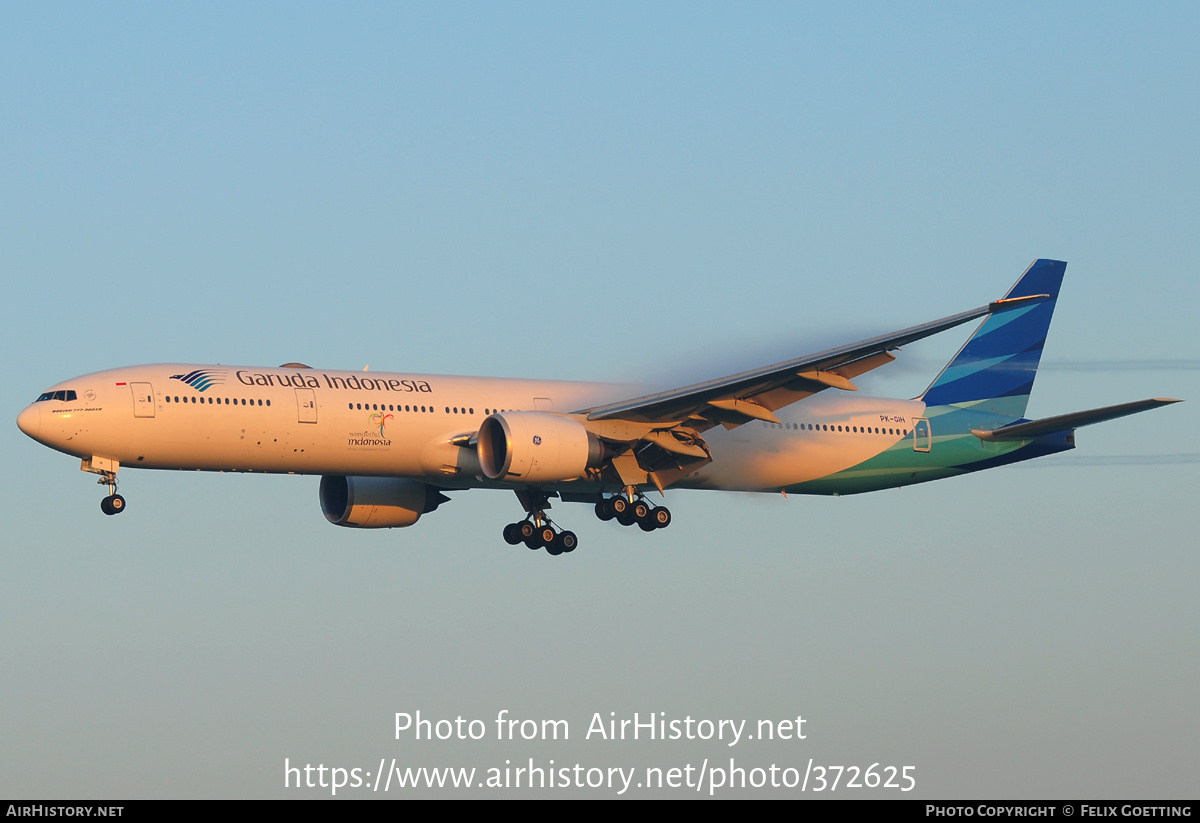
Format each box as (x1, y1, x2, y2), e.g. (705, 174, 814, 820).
(319, 476, 449, 528)
(477, 411, 609, 483)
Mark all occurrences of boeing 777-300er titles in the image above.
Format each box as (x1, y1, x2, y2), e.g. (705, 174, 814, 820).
(17, 260, 1181, 555)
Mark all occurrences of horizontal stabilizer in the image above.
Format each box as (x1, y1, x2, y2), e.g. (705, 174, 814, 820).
(971, 398, 1181, 441)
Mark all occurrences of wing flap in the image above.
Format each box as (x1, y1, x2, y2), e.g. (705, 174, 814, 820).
(706, 398, 781, 424)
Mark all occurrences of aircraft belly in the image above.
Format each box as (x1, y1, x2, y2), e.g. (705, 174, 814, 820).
(703, 428, 902, 491)
(790, 433, 1024, 494)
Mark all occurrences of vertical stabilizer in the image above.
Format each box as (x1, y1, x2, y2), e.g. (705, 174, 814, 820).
(920, 259, 1066, 418)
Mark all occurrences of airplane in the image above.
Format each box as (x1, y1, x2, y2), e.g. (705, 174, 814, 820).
(16, 259, 1180, 556)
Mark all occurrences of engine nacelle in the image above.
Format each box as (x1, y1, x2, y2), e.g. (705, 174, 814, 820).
(319, 476, 448, 528)
(477, 411, 608, 483)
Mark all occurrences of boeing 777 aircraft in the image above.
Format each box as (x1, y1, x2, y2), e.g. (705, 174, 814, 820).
(17, 260, 1180, 555)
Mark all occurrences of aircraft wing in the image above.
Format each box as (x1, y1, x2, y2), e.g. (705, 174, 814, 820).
(579, 294, 1047, 430)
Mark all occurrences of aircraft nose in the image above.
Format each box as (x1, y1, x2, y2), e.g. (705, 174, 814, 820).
(17, 404, 40, 439)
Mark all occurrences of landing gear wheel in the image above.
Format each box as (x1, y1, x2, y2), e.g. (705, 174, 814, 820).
(616, 507, 637, 527)
(632, 500, 651, 521)
(101, 494, 125, 516)
(610, 496, 629, 517)
(514, 518, 562, 550)
(651, 506, 671, 529)
(638, 518, 657, 532)
(545, 535, 564, 556)
(595, 498, 615, 521)
(520, 520, 542, 549)
(559, 531, 578, 553)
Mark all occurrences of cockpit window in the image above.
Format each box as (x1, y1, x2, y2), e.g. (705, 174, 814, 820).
(35, 390, 77, 402)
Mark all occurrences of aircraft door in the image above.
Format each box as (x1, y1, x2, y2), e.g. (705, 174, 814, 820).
(296, 389, 318, 423)
(131, 383, 155, 418)
(912, 418, 931, 452)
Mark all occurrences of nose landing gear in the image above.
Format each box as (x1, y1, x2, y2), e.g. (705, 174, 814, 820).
(98, 470, 125, 516)
(83, 459, 127, 516)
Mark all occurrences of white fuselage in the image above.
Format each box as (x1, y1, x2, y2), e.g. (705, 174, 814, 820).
(18, 363, 928, 495)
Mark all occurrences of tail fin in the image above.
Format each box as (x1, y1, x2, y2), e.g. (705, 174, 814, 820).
(920, 259, 1067, 418)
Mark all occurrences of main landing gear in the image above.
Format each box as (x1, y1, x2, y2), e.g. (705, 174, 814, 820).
(594, 494, 671, 532)
(502, 520, 578, 555)
(502, 490, 577, 556)
(500, 489, 670, 556)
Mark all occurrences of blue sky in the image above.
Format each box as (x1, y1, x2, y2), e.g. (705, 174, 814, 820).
(2, 2, 1197, 798)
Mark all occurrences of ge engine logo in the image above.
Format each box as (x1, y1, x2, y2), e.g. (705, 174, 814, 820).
(532, 435, 542, 445)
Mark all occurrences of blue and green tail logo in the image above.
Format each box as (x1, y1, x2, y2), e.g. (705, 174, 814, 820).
(920, 259, 1066, 418)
